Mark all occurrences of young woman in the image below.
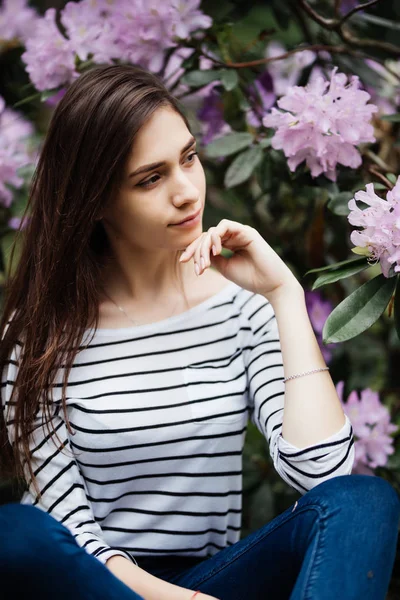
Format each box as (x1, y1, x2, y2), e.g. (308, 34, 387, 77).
(0, 64, 399, 600)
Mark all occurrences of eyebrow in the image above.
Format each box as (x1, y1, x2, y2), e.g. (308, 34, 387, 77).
(128, 136, 197, 179)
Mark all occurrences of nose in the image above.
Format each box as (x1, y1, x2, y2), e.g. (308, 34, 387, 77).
(170, 165, 201, 207)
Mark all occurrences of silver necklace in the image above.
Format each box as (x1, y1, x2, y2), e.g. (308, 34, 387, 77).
(102, 290, 181, 326)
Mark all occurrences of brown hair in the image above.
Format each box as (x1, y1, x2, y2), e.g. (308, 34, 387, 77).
(0, 63, 192, 499)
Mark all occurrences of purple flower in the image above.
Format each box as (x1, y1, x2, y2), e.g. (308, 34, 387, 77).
(265, 41, 316, 97)
(347, 179, 400, 277)
(336, 381, 398, 475)
(21, 0, 212, 90)
(245, 71, 276, 129)
(0, 0, 40, 43)
(263, 68, 378, 181)
(197, 88, 231, 146)
(0, 97, 35, 207)
(61, 0, 118, 64)
(163, 47, 195, 91)
(44, 88, 67, 109)
(7, 215, 29, 230)
(169, 0, 212, 40)
(111, 0, 177, 71)
(305, 290, 335, 362)
(364, 59, 400, 113)
(21, 8, 78, 92)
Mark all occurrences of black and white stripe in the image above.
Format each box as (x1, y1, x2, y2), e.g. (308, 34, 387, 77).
(1, 282, 354, 565)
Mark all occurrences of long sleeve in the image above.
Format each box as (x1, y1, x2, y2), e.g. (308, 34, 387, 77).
(241, 292, 355, 496)
(1, 341, 137, 566)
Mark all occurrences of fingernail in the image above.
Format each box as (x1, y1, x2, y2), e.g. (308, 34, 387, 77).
(179, 251, 186, 262)
(194, 263, 200, 276)
(212, 245, 216, 256)
(200, 257, 206, 270)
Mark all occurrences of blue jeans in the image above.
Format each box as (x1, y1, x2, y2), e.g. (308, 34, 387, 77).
(1, 474, 399, 600)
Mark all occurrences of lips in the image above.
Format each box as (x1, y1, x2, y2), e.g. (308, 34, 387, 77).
(172, 208, 201, 225)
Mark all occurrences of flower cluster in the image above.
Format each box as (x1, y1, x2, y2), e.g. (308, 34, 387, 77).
(0, 96, 34, 211)
(336, 381, 398, 475)
(347, 179, 400, 278)
(21, 0, 212, 92)
(0, 0, 40, 44)
(263, 68, 378, 181)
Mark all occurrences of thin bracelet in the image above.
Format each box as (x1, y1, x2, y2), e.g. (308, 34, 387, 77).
(283, 367, 329, 383)
(191, 592, 201, 599)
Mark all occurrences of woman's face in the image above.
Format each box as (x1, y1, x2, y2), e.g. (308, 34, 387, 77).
(102, 104, 206, 253)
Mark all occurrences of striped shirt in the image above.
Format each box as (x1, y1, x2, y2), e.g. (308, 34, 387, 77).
(2, 282, 355, 566)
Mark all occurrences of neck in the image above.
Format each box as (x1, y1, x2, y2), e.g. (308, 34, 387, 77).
(99, 249, 197, 304)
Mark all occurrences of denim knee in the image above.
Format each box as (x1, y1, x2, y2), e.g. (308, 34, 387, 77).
(0, 503, 69, 566)
(304, 474, 400, 523)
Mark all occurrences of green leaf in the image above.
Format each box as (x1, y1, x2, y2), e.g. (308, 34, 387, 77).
(40, 88, 61, 102)
(205, 132, 254, 158)
(311, 262, 371, 290)
(12, 92, 41, 108)
(180, 70, 223, 87)
(381, 113, 400, 122)
(304, 256, 367, 277)
(256, 153, 272, 191)
(322, 274, 397, 344)
(326, 191, 353, 216)
(220, 69, 239, 91)
(224, 146, 263, 188)
(259, 137, 272, 148)
(386, 173, 398, 184)
(394, 277, 400, 342)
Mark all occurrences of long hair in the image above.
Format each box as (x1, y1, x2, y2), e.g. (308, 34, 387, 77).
(0, 63, 192, 499)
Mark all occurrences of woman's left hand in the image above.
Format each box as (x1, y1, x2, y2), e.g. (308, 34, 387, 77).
(179, 219, 302, 301)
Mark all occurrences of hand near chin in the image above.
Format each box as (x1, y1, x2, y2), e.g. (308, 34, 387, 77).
(179, 218, 302, 302)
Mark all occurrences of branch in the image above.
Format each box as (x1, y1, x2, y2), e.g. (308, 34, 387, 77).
(363, 149, 393, 172)
(340, 27, 400, 54)
(196, 41, 400, 84)
(338, 0, 380, 27)
(334, 0, 342, 17)
(298, 0, 336, 28)
(298, 0, 400, 56)
(368, 166, 394, 190)
(201, 44, 367, 69)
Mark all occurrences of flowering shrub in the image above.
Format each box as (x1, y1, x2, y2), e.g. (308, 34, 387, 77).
(0, 96, 37, 230)
(337, 381, 398, 476)
(348, 179, 400, 277)
(21, 0, 212, 91)
(263, 69, 378, 181)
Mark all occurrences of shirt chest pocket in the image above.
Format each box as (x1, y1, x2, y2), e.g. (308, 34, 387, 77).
(183, 348, 247, 424)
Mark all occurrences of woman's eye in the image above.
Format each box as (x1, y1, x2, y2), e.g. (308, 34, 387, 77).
(186, 151, 198, 163)
(137, 175, 160, 188)
(137, 152, 198, 189)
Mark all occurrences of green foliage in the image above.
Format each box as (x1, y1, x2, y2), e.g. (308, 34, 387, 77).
(205, 132, 254, 158)
(224, 146, 263, 188)
(323, 274, 398, 343)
